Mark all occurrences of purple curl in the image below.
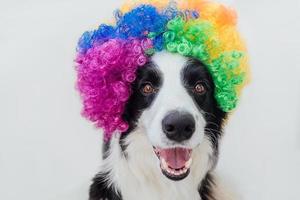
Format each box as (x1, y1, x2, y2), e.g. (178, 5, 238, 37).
(76, 38, 152, 141)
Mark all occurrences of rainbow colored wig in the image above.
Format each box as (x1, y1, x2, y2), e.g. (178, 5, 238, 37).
(75, 0, 250, 140)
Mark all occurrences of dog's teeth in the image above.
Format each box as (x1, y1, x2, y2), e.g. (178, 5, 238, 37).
(171, 169, 176, 175)
(183, 167, 188, 173)
(185, 158, 192, 168)
(161, 158, 168, 169)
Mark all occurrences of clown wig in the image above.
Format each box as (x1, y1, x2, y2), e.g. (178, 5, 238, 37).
(75, 0, 249, 141)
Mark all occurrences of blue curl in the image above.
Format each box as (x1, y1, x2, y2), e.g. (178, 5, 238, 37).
(116, 5, 168, 39)
(76, 3, 199, 53)
(153, 34, 164, 51)
(77, 25, 115, 53)
(77, 31, 93, 53)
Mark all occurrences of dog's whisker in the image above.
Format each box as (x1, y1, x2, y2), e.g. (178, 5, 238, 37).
(204, 128, 223, 135)
(202, 111, 218, 119)
(206, 121, 220, 129)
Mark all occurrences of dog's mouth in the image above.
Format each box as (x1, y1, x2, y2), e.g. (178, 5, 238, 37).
(153, 147, 192, 181)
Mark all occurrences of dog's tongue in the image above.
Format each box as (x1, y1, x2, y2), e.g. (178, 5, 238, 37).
(159, 148, 191, 169)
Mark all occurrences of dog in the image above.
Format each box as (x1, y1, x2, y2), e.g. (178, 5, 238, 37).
(88, 51, 233, 200)
(75, 1, 248, 199)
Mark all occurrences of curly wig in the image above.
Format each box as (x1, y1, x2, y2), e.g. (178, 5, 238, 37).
(75, 0, 250, 140)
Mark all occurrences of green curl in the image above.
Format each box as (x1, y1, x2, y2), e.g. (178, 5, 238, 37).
(161, 17, 246, 112)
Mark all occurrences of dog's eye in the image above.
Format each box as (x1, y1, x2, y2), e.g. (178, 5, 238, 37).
(194, 82, 206, 94)
(142, 83, 155, 95)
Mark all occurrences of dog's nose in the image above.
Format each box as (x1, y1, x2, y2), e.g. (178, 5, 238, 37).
(162, 111, 195, 142)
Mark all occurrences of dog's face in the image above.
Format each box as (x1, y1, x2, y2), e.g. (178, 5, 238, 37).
(122, 51, 226, 181)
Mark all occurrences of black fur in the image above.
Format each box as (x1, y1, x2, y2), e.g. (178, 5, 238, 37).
(89, 172, 122, 200)
(199, 173, 216, 200)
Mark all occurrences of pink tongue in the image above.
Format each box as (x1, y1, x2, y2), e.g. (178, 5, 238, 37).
(159, 148, 191, 169)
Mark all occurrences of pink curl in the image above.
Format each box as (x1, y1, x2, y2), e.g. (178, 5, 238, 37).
(76, 38, 152, 141)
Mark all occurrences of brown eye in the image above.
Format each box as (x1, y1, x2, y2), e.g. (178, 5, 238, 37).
(194, 82, 206, 94)
(142, 83, 155, 94)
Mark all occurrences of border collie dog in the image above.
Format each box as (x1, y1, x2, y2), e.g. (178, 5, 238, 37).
(89, 51, 231, 200)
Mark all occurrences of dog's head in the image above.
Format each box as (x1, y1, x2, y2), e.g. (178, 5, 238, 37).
(122, 51, 226, 180)
(75, 1, 249, 182)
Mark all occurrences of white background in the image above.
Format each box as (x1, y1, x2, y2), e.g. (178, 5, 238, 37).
(0, 0, 299, 199)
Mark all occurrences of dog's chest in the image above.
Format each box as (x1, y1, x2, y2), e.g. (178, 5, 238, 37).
(116, 159, 200, 200)
(120, 179, 200, 200)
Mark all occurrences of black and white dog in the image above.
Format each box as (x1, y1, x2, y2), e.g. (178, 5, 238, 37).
(89, 51, 234, 200)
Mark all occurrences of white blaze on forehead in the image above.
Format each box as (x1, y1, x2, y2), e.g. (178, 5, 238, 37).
(151, 51, 196, 115)
(152, 51, 187, 101)
(140, 51, 206, 148)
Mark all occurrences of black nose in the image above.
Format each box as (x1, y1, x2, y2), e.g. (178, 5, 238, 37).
(162, 111, 195, 142)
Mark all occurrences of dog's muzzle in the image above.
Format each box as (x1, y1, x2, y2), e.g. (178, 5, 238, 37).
(152, 111, 195, 181)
